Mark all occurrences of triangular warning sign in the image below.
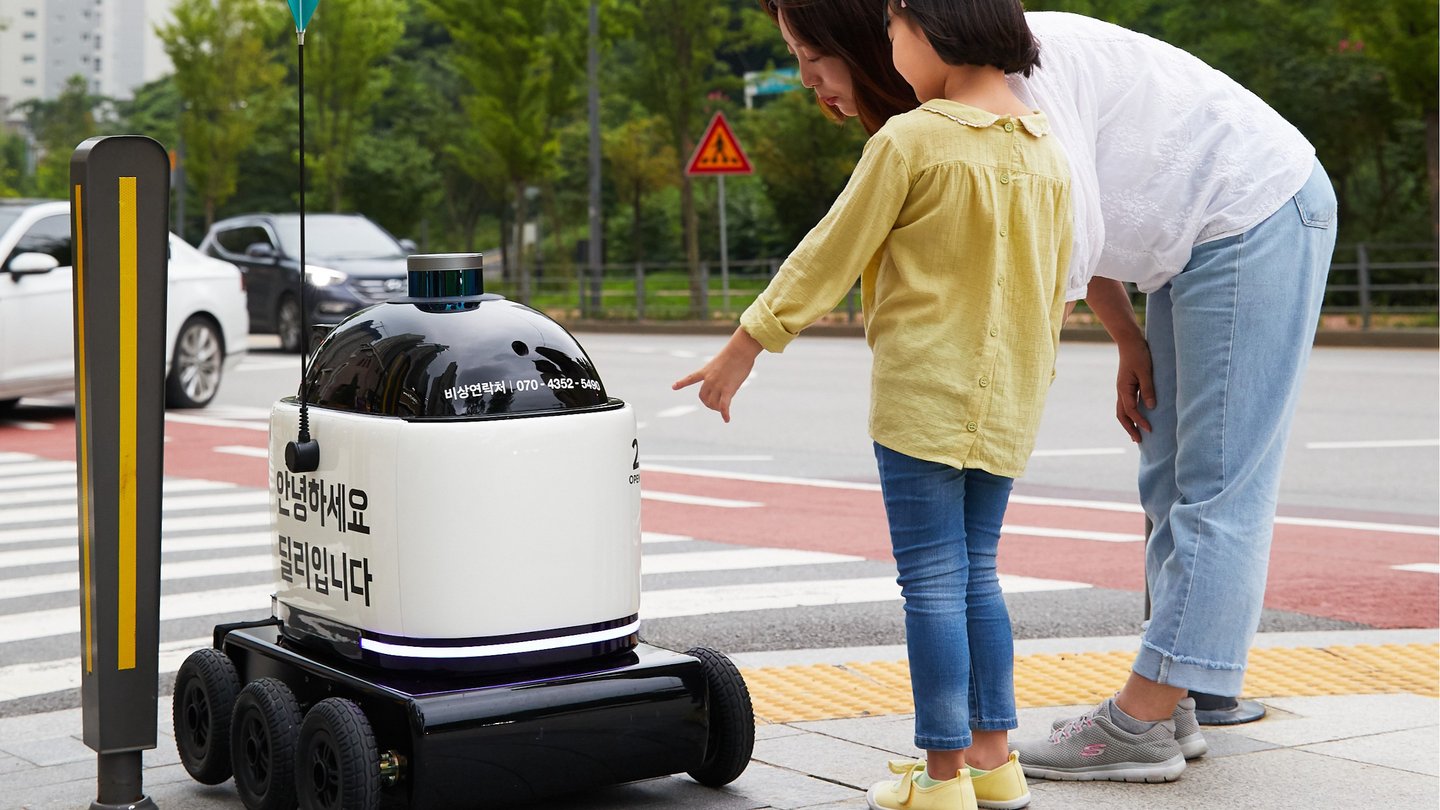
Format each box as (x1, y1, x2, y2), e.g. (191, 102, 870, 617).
(686, 112, 753, 176)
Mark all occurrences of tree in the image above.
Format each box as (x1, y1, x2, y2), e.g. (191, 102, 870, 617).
(16, 76, 111, 198)
(618, 0, 737, 318)
(157, 0, 285, 228)
(300, 0, 406, 211)
(604, 114, 677, 264)
(423, 0, 587, 304)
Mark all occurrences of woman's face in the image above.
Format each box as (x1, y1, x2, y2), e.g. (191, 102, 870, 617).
(777, 11, 858, 119)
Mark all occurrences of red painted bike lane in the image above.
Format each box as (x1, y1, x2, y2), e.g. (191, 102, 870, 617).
(4, 415, 1436, 629)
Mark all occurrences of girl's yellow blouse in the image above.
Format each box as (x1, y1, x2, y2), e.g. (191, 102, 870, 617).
(741, 99, 1072, 478)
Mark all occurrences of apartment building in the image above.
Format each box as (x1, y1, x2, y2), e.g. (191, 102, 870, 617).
(0, 0, 174, 120)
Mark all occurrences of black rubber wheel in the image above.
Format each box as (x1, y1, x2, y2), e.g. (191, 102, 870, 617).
(277, 295, 304, 354)
(174, 648, 242, 785)
(231, 678, 303, 810)
(685, 646, 755, 787)
(166, 315, 225, 408)
(296, 698, 380, 810)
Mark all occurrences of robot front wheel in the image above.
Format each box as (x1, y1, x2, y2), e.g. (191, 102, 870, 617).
(686, 646, 756, 787)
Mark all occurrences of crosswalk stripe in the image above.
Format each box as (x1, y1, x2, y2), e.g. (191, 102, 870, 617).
(0, 474, 78, 492)
(1392, 563, 1440, 574)
(0, 531, 272, 569)
(0, 512, 272, 547)
(0, 586, 271, 644)
(3, 555, 276, 599)
(0, 491, 269, 527)
(0, 452, 39, 465)
(0, 479, 233, 507)
(642, 548, 863, 575)
(0, 462, 74, 479)
(0, 636, 211, 702)
(641, 532, 694, 544)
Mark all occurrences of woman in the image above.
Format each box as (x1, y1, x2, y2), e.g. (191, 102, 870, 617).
(758, 0, 1337, 787)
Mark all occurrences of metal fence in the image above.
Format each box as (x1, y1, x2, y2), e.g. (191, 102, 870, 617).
(484, 243, 1438, 329)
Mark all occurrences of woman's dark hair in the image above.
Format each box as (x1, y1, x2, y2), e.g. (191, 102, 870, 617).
(761, 0, 919, 135)
(886, 0, 1041, 77)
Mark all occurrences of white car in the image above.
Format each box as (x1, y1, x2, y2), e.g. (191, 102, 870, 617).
(0, 199, 249, 410)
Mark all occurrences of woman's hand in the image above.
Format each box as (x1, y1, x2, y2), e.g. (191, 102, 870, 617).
(672, 328, 764, 423)
(1115, 334, 1155, 443)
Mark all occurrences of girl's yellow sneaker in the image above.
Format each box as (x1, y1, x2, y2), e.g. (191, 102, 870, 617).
(971, 752, 1031, 809)
(866, 759, 978, 810)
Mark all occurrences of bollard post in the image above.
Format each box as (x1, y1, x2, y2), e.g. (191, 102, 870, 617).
(70, 135, 170, 809)
(1356, 243, 1371, 330)
(635, 262, 646, 320)
(1143, 517, 1266, 725)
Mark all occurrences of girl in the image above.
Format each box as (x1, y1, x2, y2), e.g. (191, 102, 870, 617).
(675, 2, 1068, 808)
(754, 0, 1337, 791)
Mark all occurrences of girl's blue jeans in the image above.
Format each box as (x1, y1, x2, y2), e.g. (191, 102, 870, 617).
(874, 443, 1018, 751)
(1136, 158, 1337, 695)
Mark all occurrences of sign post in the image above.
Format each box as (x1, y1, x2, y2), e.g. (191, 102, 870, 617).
(70, 135, 170, 810)
(685, 112, 753, 315)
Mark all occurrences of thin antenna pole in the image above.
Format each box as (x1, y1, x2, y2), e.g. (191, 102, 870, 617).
(285, 27, 319, 473)
(297, 34, 311, 441)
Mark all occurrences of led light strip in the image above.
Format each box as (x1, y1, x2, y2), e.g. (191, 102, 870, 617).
(359, 620, 641, 660)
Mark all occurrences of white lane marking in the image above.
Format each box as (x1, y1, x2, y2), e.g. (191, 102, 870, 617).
(0, 531, 273, 569)
(669, 350, 698, 359)
(0, 636, 211, 702)
(164, 413, 269, 432)
(0, 453, 38, 464)
(1, 420, 54, 431)
(0, 585, 271, 644)
(640, 465, 1440, 537)
(4, 555, 275, 599)
(0, 474, 77, 492)
(641, 491, 761, 509)
(1003, 525, 1145, 543)
(0, 479, 233, 507)
(215, 445, 269, 459)
(644, 455, 773, 462)
(641, 574, 1088, 619)
(1306, 439, 1440, 450)
(656, 405, 699, 419)
(0, 491, 269, 527)
(0, 511, 272, 548)
(1392, 563, 1440, 574)
(1030, 448, 1127, 458)
(641, 532, 693, 544)
(642, 548, 864, 575)
(0, 462, 74, 479)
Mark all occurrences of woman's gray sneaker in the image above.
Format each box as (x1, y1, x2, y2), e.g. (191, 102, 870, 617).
(1017, 699, 1187, 782)
(1050, 696, 1208, 759)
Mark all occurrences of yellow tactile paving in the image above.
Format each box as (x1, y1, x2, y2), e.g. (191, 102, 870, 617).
(742, 643, 1440, 725)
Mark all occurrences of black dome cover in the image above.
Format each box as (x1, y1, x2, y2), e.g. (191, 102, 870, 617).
(301, 296, 611, 419)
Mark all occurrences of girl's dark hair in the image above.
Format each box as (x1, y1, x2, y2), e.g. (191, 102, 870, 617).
(761, 0, 919, 135)
(887, 0, 1041, 77)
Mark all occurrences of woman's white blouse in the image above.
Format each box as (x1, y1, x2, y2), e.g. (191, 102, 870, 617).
(1012, 12, 1317, 297)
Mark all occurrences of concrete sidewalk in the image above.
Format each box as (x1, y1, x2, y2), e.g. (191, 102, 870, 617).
(4, 629, 1436, 809)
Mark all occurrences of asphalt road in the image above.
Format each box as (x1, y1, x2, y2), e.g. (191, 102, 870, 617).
(0, 331, 1432, 720)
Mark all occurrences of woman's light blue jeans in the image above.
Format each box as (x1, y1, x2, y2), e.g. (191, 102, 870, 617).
(874, 443, 1018, 751)
(1135, 158, 1338, 696)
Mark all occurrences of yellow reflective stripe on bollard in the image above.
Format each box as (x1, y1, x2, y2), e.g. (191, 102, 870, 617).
(74, 183, 94, 674)
(117, 176, 138, 671)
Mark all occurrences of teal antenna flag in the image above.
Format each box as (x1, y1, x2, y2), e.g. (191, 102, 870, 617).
(287, 0, 318, 34)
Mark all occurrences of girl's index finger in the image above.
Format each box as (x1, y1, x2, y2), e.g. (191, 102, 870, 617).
(672, 371, 704, 391)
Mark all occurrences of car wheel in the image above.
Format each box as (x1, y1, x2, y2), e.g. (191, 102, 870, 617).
(277, 295, 305, 354)
(166, 316, 225, 409)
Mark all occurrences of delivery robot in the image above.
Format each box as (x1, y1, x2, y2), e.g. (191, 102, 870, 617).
(171, 253, 754, 809)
